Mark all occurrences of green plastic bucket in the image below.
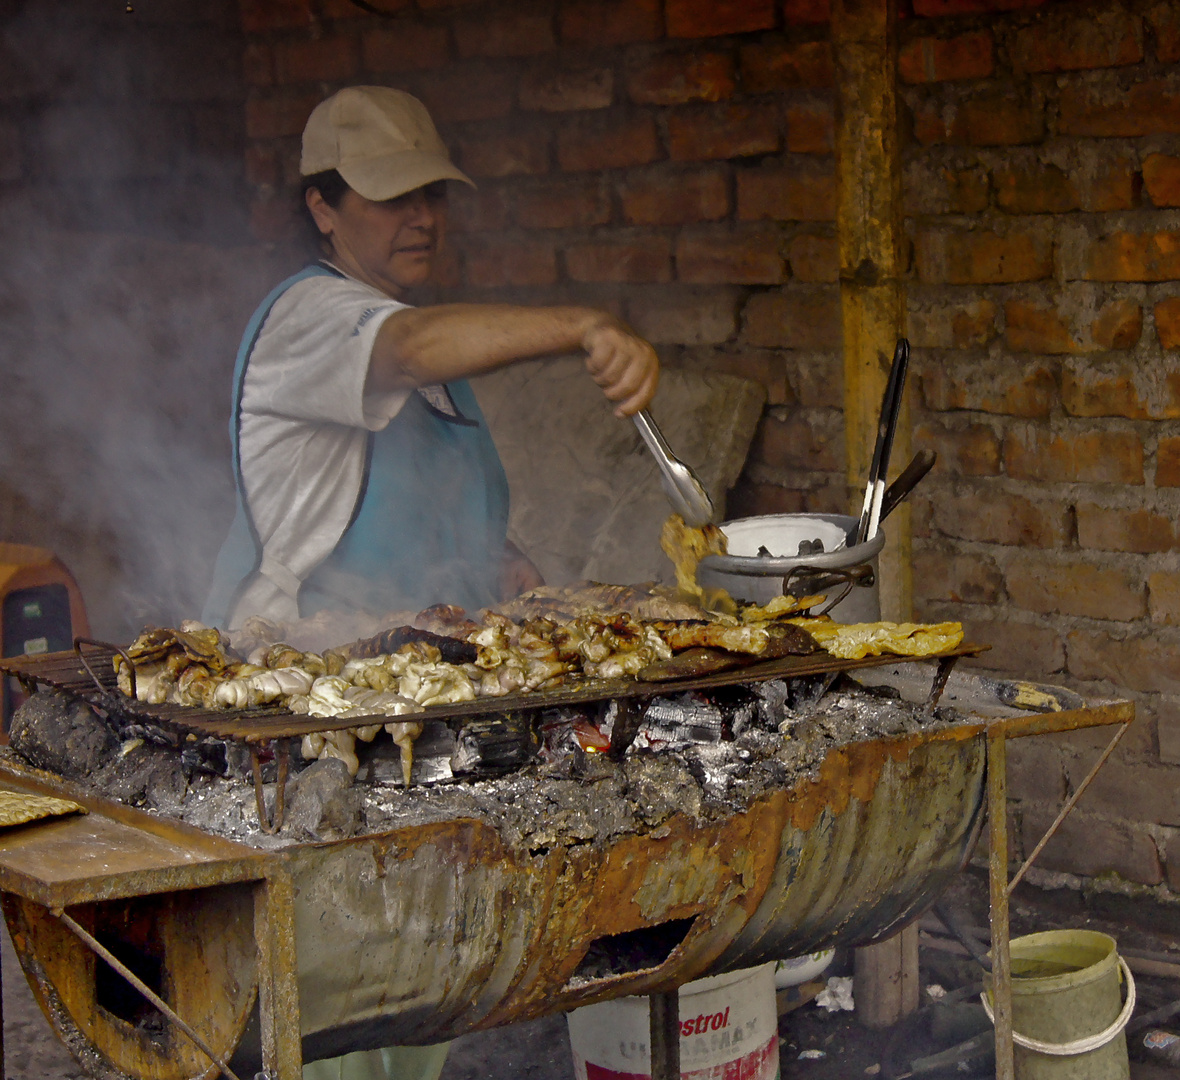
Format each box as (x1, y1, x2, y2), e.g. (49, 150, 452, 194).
(984, 930, 1133, 1080)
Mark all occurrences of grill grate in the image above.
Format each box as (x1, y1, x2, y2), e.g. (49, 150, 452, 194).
(1, 641, 984, 744)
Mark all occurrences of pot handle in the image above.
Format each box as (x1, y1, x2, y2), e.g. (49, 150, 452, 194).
(783, 564, 875, 618)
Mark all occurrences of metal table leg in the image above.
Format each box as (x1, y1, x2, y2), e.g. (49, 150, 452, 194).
(987, 728, 1013, 1080)
(255, 865, 302, 1080)
(649, 991, 680, 1080)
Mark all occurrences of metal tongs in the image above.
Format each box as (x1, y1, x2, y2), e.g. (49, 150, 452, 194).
(856, 338, 911, 545)
(633, 409, 715, 527)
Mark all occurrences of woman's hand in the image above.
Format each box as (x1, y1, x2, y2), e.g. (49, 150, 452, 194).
(582, 317, 660, 418)
(498, 540, 544, 601)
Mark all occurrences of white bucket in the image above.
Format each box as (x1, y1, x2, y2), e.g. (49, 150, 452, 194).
(566, 964, 780, 1080)
(774, 949, 835, 989)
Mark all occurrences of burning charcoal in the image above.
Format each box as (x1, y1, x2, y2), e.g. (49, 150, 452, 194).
(284, 757, 363, 840)
(786, 671, 839, 712)
(451, 713, 538, 775)
(10, 689, 119, 780)
(796, 537, 825, 555)
(95, 741, 187, 810)
(636, 692, 724, 748)
(753, 679, 791, 729)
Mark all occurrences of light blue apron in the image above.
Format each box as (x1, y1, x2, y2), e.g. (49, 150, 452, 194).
(204, 264, 510, 628)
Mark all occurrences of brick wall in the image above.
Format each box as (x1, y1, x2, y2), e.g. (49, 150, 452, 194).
(238, 0, 1180, 893)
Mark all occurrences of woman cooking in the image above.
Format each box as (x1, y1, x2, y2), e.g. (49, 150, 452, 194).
(204, 84, 658, 633)
(203, 85, 658, 1080)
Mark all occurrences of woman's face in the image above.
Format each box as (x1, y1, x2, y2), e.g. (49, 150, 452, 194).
(307, 181, 448, 299)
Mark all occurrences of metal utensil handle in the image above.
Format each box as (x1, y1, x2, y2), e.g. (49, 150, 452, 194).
(633, 408, 676, 462)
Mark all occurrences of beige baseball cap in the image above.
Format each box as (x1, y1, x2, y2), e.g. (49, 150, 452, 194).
(300, 86, 474, 201)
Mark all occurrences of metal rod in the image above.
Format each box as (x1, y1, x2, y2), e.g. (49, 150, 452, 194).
(649, 991, 680, 1080)
(52, 908, 246, 1080)
(251, 742, 288, 834)
(987, 729, 1014, 1080)
(1006, 722, 1129, 897)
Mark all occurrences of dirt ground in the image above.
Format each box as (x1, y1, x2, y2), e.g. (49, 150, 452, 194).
(5, 866, 1178, 1079)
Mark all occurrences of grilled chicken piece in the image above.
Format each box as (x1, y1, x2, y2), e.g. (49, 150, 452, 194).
(649, 621, 770, 655)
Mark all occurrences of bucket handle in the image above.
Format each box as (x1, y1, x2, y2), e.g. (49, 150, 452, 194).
(980, 956, 1136, 1057)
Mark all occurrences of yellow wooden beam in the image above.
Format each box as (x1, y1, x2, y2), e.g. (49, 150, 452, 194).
(833, 0, 911, 621)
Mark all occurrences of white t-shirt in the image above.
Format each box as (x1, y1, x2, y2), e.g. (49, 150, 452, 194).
(231, 271, 411, 625)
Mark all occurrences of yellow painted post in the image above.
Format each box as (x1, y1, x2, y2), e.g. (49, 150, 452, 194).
(833, 0, 911, 622)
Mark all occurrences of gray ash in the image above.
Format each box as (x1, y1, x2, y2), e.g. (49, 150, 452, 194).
(6, 672, 963, 853)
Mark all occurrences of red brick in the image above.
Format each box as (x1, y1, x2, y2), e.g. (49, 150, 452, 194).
(676, 227, 785, 285)
(788, 234, 838, 283)
(908, 298, 996, 349)
(626, 50, 735, 106)
(1006, 556, 1145, 621)
(448, 185, 512, 233)
(740, 41, 834, 93)
(1163, 701, 1180, 764)
(1007, 738, 1066, 804)
(786, 101, 834, 153)
(556, 113, 661, 172)
(1069, 627, 1180, 696)
(1020, 807, 1162, 886)
(1010, 7, 1142, 74)
(742, 289, 840, 349)
(1065, 760, 1180, 828)
(458, 130, 549, 179)
(565, 237, 672, 283)
(1079, 155, 1140, 212)
(1094, 299, 1144, 350)
(912, 0, 1048, 12)
(560, 0, 663, 46)
(1003, 427, 1144, 485)
(667, 102, 781, 162)
(685, 347, 792, 405)
(462, 237, 557, 288)
(1062, 361, 1180, 419)
(1081, 230, 1180, 282)
(1155, 297, 1180, 349)
(518, 64, 613, 112)
(416, 0, 481, 8)
(619, 165, 730, 225)
(956, 618, 1064, 675)
(1148, 1, 1180, 63)
(751, 410, 843, 473)
(245, 145, 280, 189)
(1149, 572, 1180, 626)
(737, 164, 835, 222)
(245, 91, 321, 139)
(921, 357, 1055, 418)
(913, 549, 1003, 605)
(911, 91, 1044, 147)
(1143, 153, 1180, 208)
(929, 490, 1069, 548)
(240, 0, 318, 34)
(512, 179, 610, 229)
(453, 10, 555, 58)
(243, 42, 273, 88)
(1078, 504, 1174, 554)
(899, 30, 994, 85)
(1168, 832, 1180, 892)
(666, 0, 776, 39)
(626, 289, 740, 345)
(416, 66, 515, 123)
(914, 421, 1001, 476)
(273, 34, 358, 85)
(914, 228, 1052, 285)
(784, 0, 830, 23)
(1158, 436, 1180, 486)
(361, 24, 451, 73)
(1004, 300, 1076, 354)
(1059, 76, 1180, 137)
(727, 482, 805, 518)
(994, 162, 1078, 214)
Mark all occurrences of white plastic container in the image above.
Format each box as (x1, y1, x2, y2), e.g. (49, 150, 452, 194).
(566, 964, 780, 1080)
(774, 949, 835, 989)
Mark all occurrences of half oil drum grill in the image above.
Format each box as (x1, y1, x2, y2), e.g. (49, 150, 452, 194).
(0, 641, 1133, 1080)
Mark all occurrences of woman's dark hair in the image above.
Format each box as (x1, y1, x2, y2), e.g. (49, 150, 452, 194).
(300, 168, 351, 253)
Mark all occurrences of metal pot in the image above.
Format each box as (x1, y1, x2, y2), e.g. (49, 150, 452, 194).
(697, 513, 885, 622)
